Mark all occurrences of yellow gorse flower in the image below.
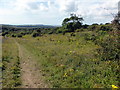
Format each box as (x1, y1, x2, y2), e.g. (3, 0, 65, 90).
(112, 85, 118, 88)
(60, 64, 64, 67)
(63, 73, 67, 77)
(70, 51, 72, 53)
(69, 69, 74, 72)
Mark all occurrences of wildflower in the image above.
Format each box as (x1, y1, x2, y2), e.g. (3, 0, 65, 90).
(112, 85, 118, 88)
(11, 67, 15, 70)
(76, 42, 79, 45)
(69, 69, 74, 72)
(58, 40, 60, 42)
(68, 51, 72, 55)
(106, 61, 111, 64)
(70, 51, 72, 53)
(69, 51, 75, 54)
(57, 40, 61, 43)
(60, 64, 64, 67)
(63, 73, 67, 77)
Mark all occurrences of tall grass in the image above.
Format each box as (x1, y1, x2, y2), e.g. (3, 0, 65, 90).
(2, 38, 21, 88)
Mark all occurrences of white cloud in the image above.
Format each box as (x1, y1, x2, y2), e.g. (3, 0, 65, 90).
(55, 0, 78, 13)
(13, 0, 50, 12)
(75, 0, 119, 24)
(0, 0, 119, 25)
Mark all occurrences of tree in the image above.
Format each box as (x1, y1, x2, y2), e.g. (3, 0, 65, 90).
(62, 13, 84, 32)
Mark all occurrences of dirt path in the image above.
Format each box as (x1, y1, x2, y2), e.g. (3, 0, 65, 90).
(15, 40, 49, 88)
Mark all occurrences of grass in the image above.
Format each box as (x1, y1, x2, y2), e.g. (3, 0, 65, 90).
(15, 32, 119, 88)
(2, 38, 21, 88)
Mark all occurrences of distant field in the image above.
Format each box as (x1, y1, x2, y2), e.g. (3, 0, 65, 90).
(2, 31, 119, 88)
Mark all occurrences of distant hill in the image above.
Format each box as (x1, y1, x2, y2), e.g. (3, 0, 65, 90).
(13, 24, 56, 28)
(1, 24, 59, 29)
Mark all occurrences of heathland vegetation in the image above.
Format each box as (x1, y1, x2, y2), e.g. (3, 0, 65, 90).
(1, 13, 120, 88)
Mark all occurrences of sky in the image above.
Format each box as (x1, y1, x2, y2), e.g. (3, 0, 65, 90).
(0, 0, 119, 25)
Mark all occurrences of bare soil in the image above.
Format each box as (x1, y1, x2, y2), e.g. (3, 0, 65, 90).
(16, 41, 49, 88)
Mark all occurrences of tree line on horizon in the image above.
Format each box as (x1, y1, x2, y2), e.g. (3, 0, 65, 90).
(1, 13, 113, 37)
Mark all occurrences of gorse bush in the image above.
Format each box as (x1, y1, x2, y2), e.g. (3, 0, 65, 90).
(98, 34, 119, 61)
(32, 32, 40, 37)
(98, 13, 120, 61)
(100, 25, 112, 31)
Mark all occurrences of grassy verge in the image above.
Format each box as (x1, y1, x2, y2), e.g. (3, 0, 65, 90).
(2, 38, 21, 88)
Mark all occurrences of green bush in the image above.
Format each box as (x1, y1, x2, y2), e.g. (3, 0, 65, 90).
(11, 34, 16, 37)
(99, 33, 119, 61)
(100, 25, 112, 31)
(32, 32, 40, 37)
(17, 35, 22, 37)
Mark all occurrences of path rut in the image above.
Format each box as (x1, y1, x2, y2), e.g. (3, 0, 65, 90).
(16, 40, 49, 88)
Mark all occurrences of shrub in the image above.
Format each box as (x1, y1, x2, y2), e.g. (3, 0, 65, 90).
(2, 32, 9, 36)
(99, 35, 119, 61)
(11, 34, 16, 37)
(17, 35, 22, 37)
(32, 32, 40, 37)
(96, 23, 120, 61)
(100, 25, 112, 31)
